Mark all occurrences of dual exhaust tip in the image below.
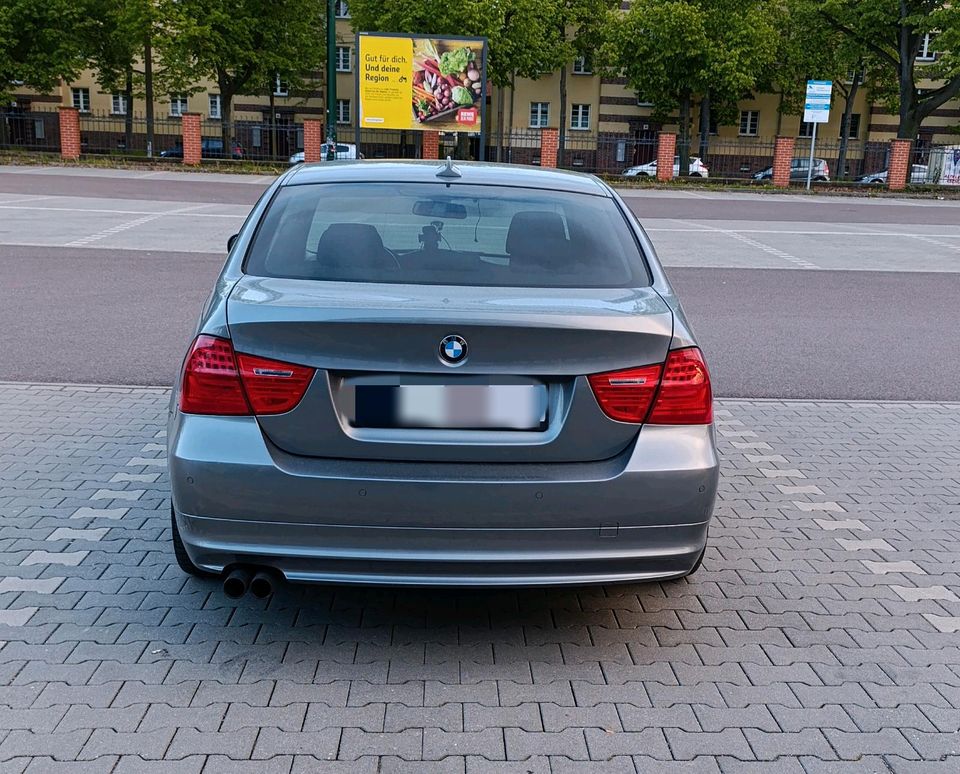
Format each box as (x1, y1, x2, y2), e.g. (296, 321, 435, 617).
(222, 567, 279, 599)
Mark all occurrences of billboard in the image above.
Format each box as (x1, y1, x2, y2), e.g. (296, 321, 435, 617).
(358, 33, 487, 133)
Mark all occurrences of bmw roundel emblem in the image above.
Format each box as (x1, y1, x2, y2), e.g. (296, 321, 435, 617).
(439, 334, 468, 366)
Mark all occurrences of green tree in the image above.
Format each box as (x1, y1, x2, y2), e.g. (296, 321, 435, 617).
(603, 0, 777, 175)
(157, 0, 326, 151)
(816, 0, 960, 139)
(0, 0, 85, 99)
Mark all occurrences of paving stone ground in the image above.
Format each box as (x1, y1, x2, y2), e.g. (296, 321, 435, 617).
(0, 382, 959, 773)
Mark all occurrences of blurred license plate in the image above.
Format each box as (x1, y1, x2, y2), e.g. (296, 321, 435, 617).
(354, 384, 547, 430)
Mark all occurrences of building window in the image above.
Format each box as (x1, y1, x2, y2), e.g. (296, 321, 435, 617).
(570, 103, 590, 131)
(739, 110, 759, 136)
(336, 98, 350, 124)
(71, 88, 90, 112)
(529, 102, 549, 128)
(708, 116, 719, 135)
(251, 126, 262, 148)
(842, 113, 861, 139)
(334, 0, 350, 17)
(34, 119, 45, 140)
(110, 93, 128, 115)
(336, 46, 352, 73)
(274, 76, 289, 97)
(917, 32, 937, 61)
(637, 94, 653, 107)
(169, 94, 188, 117)
(799, 121, 815, 138)
(208, 93, 221, 119)
(572, 56, 591, 75)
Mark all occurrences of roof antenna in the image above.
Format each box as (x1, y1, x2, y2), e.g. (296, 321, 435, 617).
(436, 156, 461, 179)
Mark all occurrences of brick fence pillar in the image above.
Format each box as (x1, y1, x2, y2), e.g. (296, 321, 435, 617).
(887, 139, 913, 191)
(58, 107, 81, 160)
(181, 113, 202, 166)
(303, 119, 323, 163)
(540, 128, 559, 168)
(772, 136, 796, 188)
(421, 131, 440, 160)
(656, 133, 676, 181)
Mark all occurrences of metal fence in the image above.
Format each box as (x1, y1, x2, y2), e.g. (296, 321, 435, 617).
(0, 108, 60, 153)
(78, 113, 183, 156)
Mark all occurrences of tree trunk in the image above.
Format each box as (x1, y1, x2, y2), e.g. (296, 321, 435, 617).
(678, 89, 692, 177)
(144, 32, 154, 157)
(221, 91, 233, 157)
(558, 64, 567, 168)
(775, 91, 784, 136)
(496, 85, 505, 162)
(837, 69, 861, 180)
(697, 91, 710, 163)
(124, 66, 134, 153)
(269, 90, 276, 159)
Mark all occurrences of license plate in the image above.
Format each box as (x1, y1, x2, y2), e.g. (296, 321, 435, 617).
(353, 383, 547, 430)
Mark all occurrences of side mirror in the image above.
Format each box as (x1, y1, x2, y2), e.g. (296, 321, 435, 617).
(227, 233, 239, 251)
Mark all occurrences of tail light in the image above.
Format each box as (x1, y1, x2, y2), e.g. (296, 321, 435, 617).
(588, 347, 712, 425)
(588, 364, 661, 423)
(647, 347, 713, 424)
(179, 335, 314, 416)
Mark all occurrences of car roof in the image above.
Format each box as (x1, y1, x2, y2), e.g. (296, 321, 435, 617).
(282, 160, 610, 196)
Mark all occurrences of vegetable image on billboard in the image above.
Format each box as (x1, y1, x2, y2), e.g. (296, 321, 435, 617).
(359, 34, 486, 133)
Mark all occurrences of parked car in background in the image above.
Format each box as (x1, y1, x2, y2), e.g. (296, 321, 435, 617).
(753, 157, 830, 182)
(168, 160, 718, 593)
(160, 138, 245, 160)
(857, 165, 929, 185)
(288, 142, 362, 165)
(622, 156, 709, 178)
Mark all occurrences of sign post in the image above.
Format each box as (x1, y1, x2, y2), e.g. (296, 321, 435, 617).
(803, 80, 832, 190)
(357, 33, 488, 160)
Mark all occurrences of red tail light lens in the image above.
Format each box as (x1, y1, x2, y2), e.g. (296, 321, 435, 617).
(647, 347, 713, 425)
(236, 353, 314, 415)
(179, 336, 314, 416)
(179, 335, 250, 415)
(588, 364, 662, 423)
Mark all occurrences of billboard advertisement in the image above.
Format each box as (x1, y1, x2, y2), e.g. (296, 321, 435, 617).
(358, 33, 487, 133)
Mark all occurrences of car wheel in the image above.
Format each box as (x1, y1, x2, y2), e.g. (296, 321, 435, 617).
(689, 172, 703, 178)
(170, 504, 214, 577)
(814, 176, 828, 182)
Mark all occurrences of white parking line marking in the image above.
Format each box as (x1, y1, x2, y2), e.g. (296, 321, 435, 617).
(923, 615, 960, 633)
(646, 228, 960, 238)
(835, 538, 893, 551)
(862, 560, 926, 575)
(0, 609, 38, 627)
(70, 507, 128, 520)
(110, 472, 160, 483)
(0, 577, 64, 594)
(0, 203, 244, 218)
(778, 485, 823, 495)
(892, 586, 958, 602)
(91, 489, 144, 502)
(64, 204, 216, 247)
(793, 501, 843, 512)
(47, 527, 109, 542)
(815, 518, 868, 531)
(686, 220, 820, 269)
(126, 457, 167, 467)
(20, 550, 89, 566)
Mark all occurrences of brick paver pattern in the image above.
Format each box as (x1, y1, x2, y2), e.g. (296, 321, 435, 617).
(0, 383, 959, 773)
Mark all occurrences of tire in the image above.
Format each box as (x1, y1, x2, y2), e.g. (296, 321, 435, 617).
(689, 172, 703, 178)
(814, 176, 828, 182)
(170, 504, 214, 577)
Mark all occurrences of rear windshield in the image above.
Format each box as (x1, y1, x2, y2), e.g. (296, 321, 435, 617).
(243, 182, 649, 287)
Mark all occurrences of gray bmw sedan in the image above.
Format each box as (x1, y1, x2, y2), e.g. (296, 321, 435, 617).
(168, 160, 718, 594)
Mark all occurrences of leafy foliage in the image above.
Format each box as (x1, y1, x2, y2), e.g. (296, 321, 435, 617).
(0, 0, 86, 98)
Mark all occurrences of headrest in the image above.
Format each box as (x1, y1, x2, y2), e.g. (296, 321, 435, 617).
(315, 223, 392, 271)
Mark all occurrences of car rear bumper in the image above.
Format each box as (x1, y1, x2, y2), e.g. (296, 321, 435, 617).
(168, 415, 719, 586)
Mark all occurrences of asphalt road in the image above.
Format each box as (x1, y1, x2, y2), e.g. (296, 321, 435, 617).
(2, 166, 959, 400)
(3, 244, 958, 400)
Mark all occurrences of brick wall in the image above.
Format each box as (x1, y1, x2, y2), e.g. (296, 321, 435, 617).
(772, 137, 796, 188)
(58, 107, 81, 160)
(181, 113, 201, 166)
(421, 131, 439, 160)
(303, 119, 322, 163)
(656, 133, 676, 181)
(540, 128, 559, 168)
(887, 139, 913, 191)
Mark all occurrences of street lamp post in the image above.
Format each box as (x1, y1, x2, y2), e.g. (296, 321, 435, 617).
(326, 0, 337, 160)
